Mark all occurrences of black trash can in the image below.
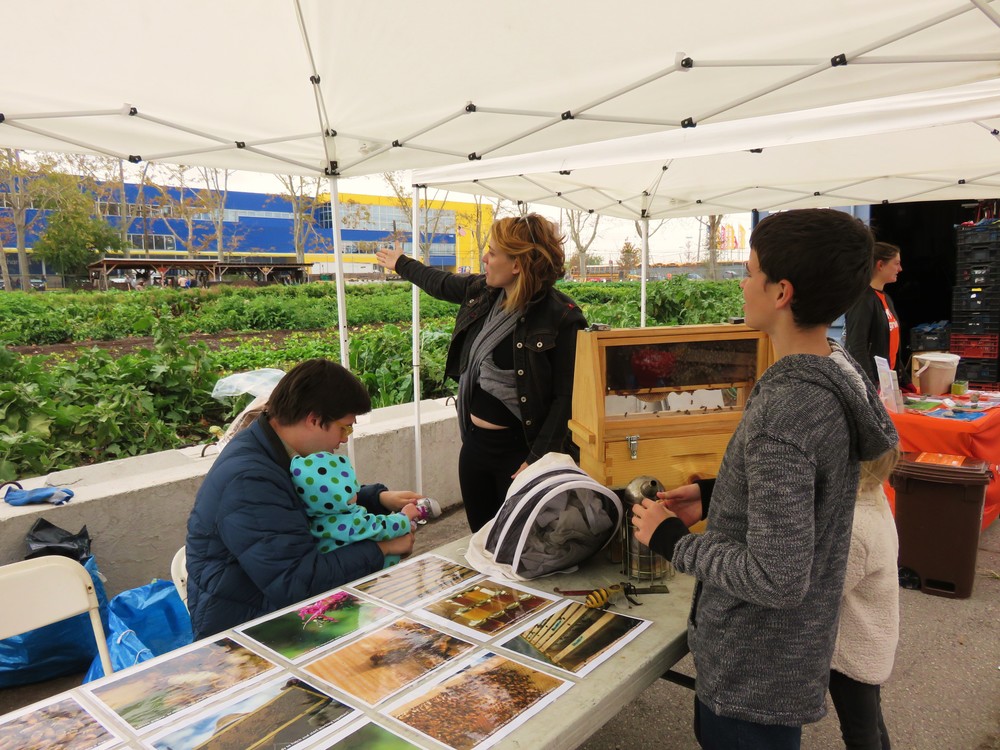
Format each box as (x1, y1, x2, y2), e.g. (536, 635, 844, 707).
(891, 452, 991, 599)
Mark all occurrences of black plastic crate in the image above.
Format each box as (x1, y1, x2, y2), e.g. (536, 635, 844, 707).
(951, 311, 1000, 334)
(956, 226, 1000, 245)
(952, 285, 1000, 312)
(957, 357, 999, 383)
(911, 328, 950, 352)
(956, 244, 1000, 264)
(956, 261, 999, 287)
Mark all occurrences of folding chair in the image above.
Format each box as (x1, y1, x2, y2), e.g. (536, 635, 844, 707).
(0, 556, 113, 676)
(171, 546, 188, 609)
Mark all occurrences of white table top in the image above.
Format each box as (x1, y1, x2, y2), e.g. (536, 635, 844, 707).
(0, 541, 694, 750)
(431, 538, 695, 750)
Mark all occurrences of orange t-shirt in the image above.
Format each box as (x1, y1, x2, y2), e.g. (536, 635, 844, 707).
(873, 289, 899, 369)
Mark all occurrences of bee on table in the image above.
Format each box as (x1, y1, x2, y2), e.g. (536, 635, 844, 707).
(586, 584, 638, 609)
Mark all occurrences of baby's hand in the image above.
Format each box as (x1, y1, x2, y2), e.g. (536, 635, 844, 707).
(402, 504, 421, 523)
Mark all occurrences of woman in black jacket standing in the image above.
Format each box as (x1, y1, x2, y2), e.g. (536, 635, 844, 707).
(844, 241, 904, 388)
(376, 214, 586, 532)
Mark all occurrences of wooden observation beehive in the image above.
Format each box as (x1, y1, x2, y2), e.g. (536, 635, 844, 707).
(569, 324, 774, 490)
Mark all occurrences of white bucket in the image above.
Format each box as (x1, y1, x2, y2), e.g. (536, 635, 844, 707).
(912, 352, 961, 395)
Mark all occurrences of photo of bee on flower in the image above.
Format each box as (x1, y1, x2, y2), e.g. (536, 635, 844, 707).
(239, 591, 395, 662)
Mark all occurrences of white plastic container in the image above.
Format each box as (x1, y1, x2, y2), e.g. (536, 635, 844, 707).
(912, 352, 961, 395)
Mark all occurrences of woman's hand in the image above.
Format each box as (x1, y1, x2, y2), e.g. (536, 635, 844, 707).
(657, 483, 704, 528)
(631, 497, 676, 547)
(375, 247, 405, 272)
(380, 490, 422, 512)
(511, 462, 529, 479)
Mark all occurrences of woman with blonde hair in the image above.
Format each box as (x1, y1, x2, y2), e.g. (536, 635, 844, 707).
(376, 213, 586, 531)
(829, 444, 901, 750)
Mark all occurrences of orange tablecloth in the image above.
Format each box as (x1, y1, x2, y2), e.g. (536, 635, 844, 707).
(886, 409, 1000, 530)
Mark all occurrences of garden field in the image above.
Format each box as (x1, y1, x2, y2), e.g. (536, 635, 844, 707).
(0, 278, 743, 481)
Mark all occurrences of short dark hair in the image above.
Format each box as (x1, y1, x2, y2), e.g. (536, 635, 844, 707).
(267, 359, 371, 427)
(750, 209, 874, 327)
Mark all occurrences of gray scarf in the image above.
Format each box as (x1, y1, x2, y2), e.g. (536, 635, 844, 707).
(458, 292, 519, 437)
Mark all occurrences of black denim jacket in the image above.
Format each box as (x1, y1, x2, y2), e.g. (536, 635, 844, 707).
(395, 255, 586, 462)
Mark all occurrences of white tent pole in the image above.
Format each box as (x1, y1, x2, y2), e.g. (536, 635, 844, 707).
(640, 208, 650, 328)
(410, 182, 424, 494)
(327, 176, 354, 465)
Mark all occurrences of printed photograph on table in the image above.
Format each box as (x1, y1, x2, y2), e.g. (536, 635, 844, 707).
(350, 553, 482, 609)
(385, 651, 571, 750)
(147, 676, 355, 750)
(498, 600, 651, 676)
(304, 617, 476, 706)
(88, 637, 277, 732)
(238, 590, 396, 661)
(316, 718, 425, 749)
(418, 579, 558, 640)
(0, 695, 121, 750)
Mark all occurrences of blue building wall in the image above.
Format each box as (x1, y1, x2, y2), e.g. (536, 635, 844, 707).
(1, 182, 459, 270)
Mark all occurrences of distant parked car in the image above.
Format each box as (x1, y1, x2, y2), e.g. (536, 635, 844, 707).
(686, 272, 704, 280)
(0, 277, 46, 290)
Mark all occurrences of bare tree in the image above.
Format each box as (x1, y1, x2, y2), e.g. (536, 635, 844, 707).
(631, 218, 671, 239)
(695, 214, 724, 279)
(0, 149, 63, 290)
(454, 194, 510, 272)
(62, 154, 157, 258)
(564, 209, 602, 278)
(275, 174, 325, 263)
(196, 167, 238, 262)
(155, 166, 210, 256)
(382, 172, 452, 264)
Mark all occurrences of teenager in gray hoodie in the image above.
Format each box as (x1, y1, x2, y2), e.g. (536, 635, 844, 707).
(632, 209, 898, 750)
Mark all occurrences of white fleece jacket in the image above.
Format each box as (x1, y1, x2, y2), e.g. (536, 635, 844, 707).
(831, 483, 900, 685)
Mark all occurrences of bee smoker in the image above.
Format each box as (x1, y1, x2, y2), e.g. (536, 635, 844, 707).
(620, 475, 674, 581)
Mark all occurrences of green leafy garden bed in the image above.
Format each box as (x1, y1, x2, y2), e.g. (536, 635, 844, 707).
(0, 278, 743, 481)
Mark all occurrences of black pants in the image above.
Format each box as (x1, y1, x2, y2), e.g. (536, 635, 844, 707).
(458, 424, 528, 532)
(694, 697, 802, 750)
(829, 669, 891, 750)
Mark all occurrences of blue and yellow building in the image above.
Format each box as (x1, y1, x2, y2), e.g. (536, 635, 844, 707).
(1, 183, 493, 278)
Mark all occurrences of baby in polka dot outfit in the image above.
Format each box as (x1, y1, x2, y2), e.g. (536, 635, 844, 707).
(291, 452, 421, 567)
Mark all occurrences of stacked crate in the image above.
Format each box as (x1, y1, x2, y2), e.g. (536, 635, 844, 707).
(951, 226, 1000, 389)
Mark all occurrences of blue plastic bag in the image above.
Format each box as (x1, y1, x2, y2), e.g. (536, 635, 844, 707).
(84, 579, 193, 682)
(0, 556, 109, 688)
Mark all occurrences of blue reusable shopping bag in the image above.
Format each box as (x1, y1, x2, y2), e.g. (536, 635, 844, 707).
(84, 579, 193, 682)
(0, 555, 109, 688)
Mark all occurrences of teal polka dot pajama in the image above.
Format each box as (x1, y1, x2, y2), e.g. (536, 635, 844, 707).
(290, 452, 411, 567)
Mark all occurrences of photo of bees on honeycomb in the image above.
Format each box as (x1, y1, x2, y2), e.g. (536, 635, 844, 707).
(420, 581, 556, 638)
(304, 618, 475, 705)
(387, 652, 568, 750)
(0, 696, 118, 750)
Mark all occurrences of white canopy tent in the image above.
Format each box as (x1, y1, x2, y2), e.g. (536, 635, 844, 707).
(412, 79, 1000, 323)
(4, 0, 1000, 488)
(411, 79, 1000, 220)
(3, 1, 1000, 175)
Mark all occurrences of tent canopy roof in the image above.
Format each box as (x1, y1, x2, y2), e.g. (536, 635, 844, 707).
(3, 0, 1000, 182)
(412, 80, 1000, 218)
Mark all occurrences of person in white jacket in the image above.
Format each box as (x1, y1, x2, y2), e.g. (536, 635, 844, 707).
(829, 444, 901, 750)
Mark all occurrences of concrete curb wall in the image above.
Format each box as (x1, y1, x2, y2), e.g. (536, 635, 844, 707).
(0, 398, 461, 596)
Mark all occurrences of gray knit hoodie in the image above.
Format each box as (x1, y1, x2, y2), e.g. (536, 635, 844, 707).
(672, 342, 897, 726)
